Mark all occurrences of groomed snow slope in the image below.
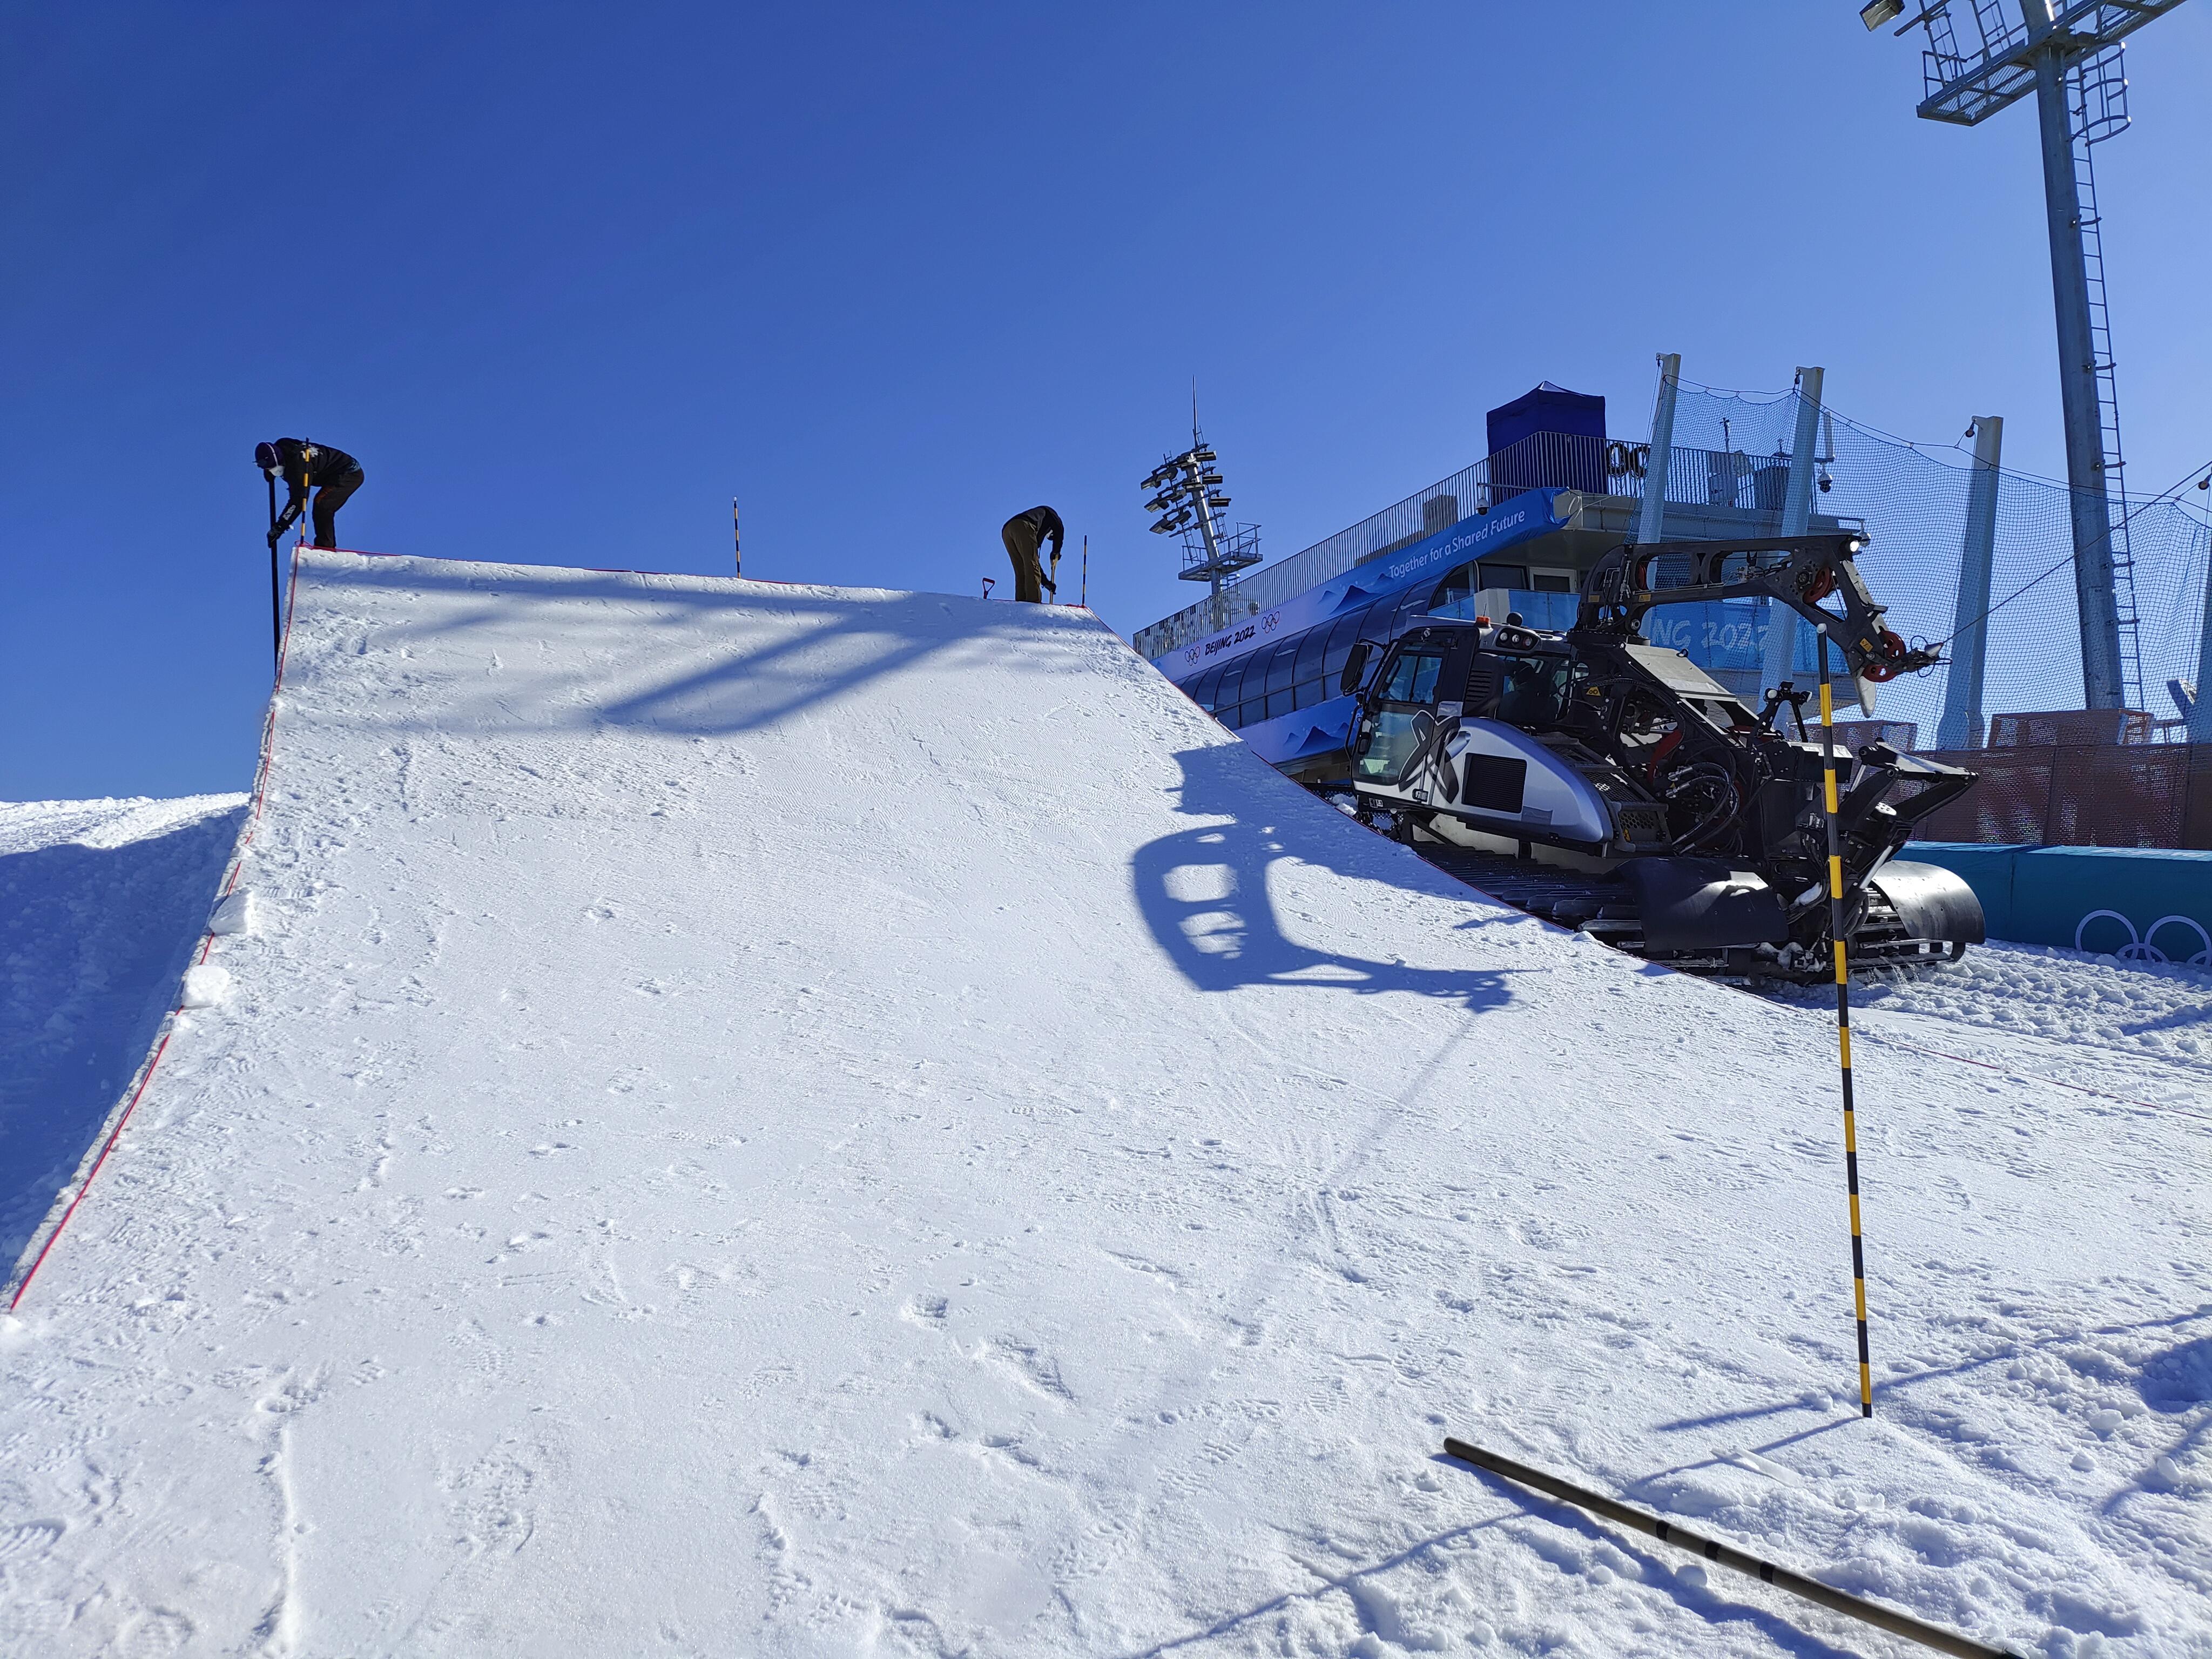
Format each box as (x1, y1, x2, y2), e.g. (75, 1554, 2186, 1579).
(2, 551, 2206, 1658)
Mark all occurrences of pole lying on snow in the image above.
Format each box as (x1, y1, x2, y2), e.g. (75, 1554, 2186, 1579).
(1818, 625, 1874, 1418)
(1441, 1440, 2025, 1659)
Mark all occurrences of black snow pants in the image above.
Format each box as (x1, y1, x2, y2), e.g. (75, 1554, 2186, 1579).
(312, 466, 365, 549)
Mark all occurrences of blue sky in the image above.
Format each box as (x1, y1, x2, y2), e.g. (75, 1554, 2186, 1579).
(5, 2, 2207, 799)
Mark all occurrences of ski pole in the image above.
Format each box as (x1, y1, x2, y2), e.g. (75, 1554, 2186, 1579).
(1441, 1440, 2024, 1658)
(1817, 625, 1873, 1418)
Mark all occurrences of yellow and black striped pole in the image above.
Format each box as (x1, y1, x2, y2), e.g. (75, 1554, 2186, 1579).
(1817, 625, 1874, 1418)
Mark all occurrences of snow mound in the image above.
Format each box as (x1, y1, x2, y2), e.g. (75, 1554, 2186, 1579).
(1, 553, 2203, 1656)
(0, 792, 246, 1276)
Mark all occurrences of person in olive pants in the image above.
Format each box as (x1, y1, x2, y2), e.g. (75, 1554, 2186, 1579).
(1000, 504, 1064, 603)
(257, 438, 364, 550)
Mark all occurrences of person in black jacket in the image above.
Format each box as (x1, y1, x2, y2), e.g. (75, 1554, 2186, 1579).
(1000, 505, 1064, 604)
(257, 439, 364, 550)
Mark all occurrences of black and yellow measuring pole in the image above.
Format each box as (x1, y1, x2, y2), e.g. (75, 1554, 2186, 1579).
(1817, 625, 1874, 1418)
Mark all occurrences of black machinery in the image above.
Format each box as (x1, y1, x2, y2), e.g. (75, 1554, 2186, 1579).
(1331, 534, 1985, 980)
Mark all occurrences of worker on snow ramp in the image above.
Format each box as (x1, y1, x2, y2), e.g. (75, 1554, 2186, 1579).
(1000, 505, 1064, 604)
(258, 439, 365, 551)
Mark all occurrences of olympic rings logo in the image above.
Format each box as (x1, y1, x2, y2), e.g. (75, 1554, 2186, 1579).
(2073, 909, 2212, 967)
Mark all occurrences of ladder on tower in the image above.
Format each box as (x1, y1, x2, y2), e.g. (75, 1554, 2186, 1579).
(2072, 43, 2146, 711)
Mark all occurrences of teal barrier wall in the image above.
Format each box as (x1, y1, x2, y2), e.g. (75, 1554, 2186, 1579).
(1907, 842, 2212, 966)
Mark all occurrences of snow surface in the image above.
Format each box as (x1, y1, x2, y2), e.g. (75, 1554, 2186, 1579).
(1, 793, 247, 1275)
(2, 551, 2207, 1657)
(1767, 941, 2212, 1088)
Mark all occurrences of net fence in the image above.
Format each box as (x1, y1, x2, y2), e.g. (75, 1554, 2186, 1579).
(1132, 378, 2212, 755)
(1665, 382, 2212, 746)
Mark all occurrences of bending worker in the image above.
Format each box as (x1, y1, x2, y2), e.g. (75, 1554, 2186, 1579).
(1000, 504, 1064, 604)
(257, 438, 365, 550)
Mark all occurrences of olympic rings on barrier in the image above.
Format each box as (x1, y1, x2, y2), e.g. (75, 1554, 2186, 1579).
(2074, 909, 2212, 967)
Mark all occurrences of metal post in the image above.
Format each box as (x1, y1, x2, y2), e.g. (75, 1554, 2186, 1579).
(2027, 21, 2126, 709)
(2190, 529, 2212, 743)
(1636, 353, 1680, 545)
(266, 471, 282, 674)
(1937, 416, 2005, 749)
(733, 498, 741, 577)
(1081, 534, 1088, 610)
(1819, 625, 1874, 1419)
(1440, 1441, 2025, 1658)
(1762, 367, 1825, 694)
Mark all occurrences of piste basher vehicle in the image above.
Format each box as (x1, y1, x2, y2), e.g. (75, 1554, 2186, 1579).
(1331, 534, 1985, 980)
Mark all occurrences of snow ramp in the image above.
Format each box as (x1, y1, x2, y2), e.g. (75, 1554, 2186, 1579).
(2, 550, 2202, 1656)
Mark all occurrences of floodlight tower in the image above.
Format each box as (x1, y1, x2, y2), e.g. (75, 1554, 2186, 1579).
(1862, 0, 2189, 710)
(1142, 419, 1260, 603)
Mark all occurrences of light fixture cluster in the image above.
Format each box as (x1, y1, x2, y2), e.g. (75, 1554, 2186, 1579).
(1141, 437, 1260, 595)
(1141, 445, 1230, 537)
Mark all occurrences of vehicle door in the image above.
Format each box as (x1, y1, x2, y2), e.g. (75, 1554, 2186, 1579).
(1352, 638, 1456, 802)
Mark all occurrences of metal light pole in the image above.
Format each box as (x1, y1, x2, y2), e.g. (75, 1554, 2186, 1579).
(1937, 416, 2005, 748)
(1869, 0, 2189, 711)
(1143, 415, 1259, 631)
(1636, 353, 1681, 547)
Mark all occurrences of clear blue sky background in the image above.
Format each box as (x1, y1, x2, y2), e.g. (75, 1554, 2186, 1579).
(5, 2, 2207, 799)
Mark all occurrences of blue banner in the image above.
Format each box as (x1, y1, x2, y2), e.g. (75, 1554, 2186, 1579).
(1161, 490, 1571, 682)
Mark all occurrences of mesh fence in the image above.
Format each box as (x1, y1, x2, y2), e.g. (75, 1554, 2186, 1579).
(1134, 379, 2212, 752)
(1665, 382, 2212, 746)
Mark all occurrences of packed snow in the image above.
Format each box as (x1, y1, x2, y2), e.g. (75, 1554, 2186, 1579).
(2, 551, 2206, 1657)
(0, 794, 247, 1276)
(1758, 942, 2212, 1134)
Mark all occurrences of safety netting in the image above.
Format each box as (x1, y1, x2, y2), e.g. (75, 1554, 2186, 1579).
(1664, 381, 2212, 746)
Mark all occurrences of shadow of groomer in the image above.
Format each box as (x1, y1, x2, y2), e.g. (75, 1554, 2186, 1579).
(1130, 743, 1518, 1010)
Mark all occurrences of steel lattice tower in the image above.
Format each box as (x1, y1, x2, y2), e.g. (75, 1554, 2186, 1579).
(1866, 0, 2189, 710)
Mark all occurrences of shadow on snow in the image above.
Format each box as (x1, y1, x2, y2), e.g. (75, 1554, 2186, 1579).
(0, 807, 244, 1282)
(1130, 744, 1521, 1011)
(301, 557, 1115, 741)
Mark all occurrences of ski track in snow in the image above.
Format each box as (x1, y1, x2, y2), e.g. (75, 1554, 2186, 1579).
(0, 552, 2206, 1657)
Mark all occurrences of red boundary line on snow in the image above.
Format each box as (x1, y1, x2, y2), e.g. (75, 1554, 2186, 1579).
(9, 553, 1108, 1314)
(1855, 1030, 2196, 1119)
(8, 550, 1094, 1312)
(7, 552, 307, 1312)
